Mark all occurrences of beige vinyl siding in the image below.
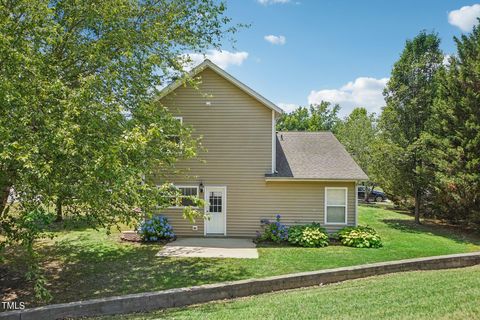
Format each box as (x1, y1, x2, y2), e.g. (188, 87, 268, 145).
(156, 68, 356, 237)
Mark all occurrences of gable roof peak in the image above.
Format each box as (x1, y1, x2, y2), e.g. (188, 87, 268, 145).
(159, 59, 283, 114)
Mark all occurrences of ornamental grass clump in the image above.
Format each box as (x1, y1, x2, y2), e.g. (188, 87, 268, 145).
(137, 215, 176, 242)
(287, 223, 329, 247)
(259, 214, 289, 243)
(336, 225, 382, 248)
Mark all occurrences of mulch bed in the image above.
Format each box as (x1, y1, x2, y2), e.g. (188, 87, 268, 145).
(120, 231, 176, 244)
(120, 231, 142, 243)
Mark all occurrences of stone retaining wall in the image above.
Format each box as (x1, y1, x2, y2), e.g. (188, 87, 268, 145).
(2, 252, 480, 320)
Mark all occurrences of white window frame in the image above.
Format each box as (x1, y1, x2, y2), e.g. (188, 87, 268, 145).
(167, 116, 183, 146)
(173, 116, 183, 124)
(324, 187, 348, 225)
(169, 185, 199, 209)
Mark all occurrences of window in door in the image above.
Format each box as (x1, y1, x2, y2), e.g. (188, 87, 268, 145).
(208, 191, 222, 213)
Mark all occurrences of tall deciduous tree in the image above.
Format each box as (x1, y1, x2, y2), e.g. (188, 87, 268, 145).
(336, 108, 377, 200)
(424, 23, 480, 226)
(379, 31, 443, 223)
(0, 0, 236, 299)
(336, 108, 377, 173)
(276, 101, 341, 132)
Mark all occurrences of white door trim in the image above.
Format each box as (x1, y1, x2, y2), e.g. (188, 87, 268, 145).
(204, 186, 227, 236)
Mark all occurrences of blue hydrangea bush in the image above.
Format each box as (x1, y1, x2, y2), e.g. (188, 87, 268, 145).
(258, 215, 331, 247)
(258, 214, 288, 243)
(137, 215, 176, 242)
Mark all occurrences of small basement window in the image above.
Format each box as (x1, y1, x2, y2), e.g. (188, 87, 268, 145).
(325, 187, 347, 224)
(172, 186, 198, 207)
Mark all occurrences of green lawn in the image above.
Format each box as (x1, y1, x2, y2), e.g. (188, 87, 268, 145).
(101, 265, 480, 320)
(2, 206, 480, 308)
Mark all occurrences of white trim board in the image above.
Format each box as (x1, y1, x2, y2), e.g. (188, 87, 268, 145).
(266, 178, 360, 182)
(271, 110, 276, 174)
(157, 59, 284, 115)
(355, 182, 358, 226)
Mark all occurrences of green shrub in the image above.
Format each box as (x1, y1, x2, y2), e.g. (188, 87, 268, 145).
(336, 226, 382, 248)
(287, 223, 329, 247)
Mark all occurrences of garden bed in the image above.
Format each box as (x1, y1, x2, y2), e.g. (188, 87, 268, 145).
(120, 231, 142, 243)
(2, 206, 480, 309)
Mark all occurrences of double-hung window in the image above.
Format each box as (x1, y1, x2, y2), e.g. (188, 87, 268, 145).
(167, 116, 183, 145)
(325, 187, 348, 224)
(172, 186, 198, 208)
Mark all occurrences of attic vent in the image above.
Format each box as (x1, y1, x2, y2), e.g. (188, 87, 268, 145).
(206, 101, 211, 106)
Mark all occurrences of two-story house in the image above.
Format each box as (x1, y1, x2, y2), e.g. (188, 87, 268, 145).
(157, 59, 368, 237)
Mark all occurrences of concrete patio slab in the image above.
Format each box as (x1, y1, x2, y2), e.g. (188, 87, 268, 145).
(156, 238, 258, 259)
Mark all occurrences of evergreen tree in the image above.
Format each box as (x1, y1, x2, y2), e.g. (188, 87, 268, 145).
(425, 23, 480, 225)
(380, 31, 443, 223)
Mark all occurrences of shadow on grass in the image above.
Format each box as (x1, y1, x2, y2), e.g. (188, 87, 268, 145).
(2, 232, 253, 308)
(47, 215, 125, 233)
(382, 218, 480, 246)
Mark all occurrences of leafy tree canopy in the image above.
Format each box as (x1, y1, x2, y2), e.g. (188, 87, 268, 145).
(276, 101, 341, 132)
(0, 0, 236, 300)
(336, 107, 377, 175)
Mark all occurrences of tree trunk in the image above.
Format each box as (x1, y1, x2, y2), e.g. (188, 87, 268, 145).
(364, 183, 374, 202)
(0, 184, 11, 216)
(414, 190, 421, 224)
(55, 198, 63, 222)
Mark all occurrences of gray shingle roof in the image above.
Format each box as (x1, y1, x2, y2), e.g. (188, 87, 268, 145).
(268, 131, 368, 180)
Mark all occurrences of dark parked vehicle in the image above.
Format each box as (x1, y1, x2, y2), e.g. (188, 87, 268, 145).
(357, 186, 387, 202)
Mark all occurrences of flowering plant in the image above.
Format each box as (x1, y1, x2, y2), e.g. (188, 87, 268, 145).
(137, 215, 175, 242)
(259, 214, 288, 243)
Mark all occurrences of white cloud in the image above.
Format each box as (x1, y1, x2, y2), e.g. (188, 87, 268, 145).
(277, 103, 299, 113)
(187, 50, 249, 69)
(448, 4, 480, 31)
(258, 0, 290, 5)
(308, 77, 389, 116)
(264, 35, 286, 45)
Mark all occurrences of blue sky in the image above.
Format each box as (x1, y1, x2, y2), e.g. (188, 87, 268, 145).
(190, 1, 480, 117)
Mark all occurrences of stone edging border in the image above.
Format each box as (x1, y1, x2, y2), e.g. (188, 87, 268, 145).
(2, 252, 480, 320)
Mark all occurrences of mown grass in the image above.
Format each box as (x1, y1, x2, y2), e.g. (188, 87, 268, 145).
(102, 265, 480, 320)
(1, 206, 480, 308)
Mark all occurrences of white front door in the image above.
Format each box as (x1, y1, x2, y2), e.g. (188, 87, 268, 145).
(204, 186, 226, 235)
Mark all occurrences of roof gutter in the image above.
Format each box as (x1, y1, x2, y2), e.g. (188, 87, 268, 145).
(265, 177, 367, 183)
